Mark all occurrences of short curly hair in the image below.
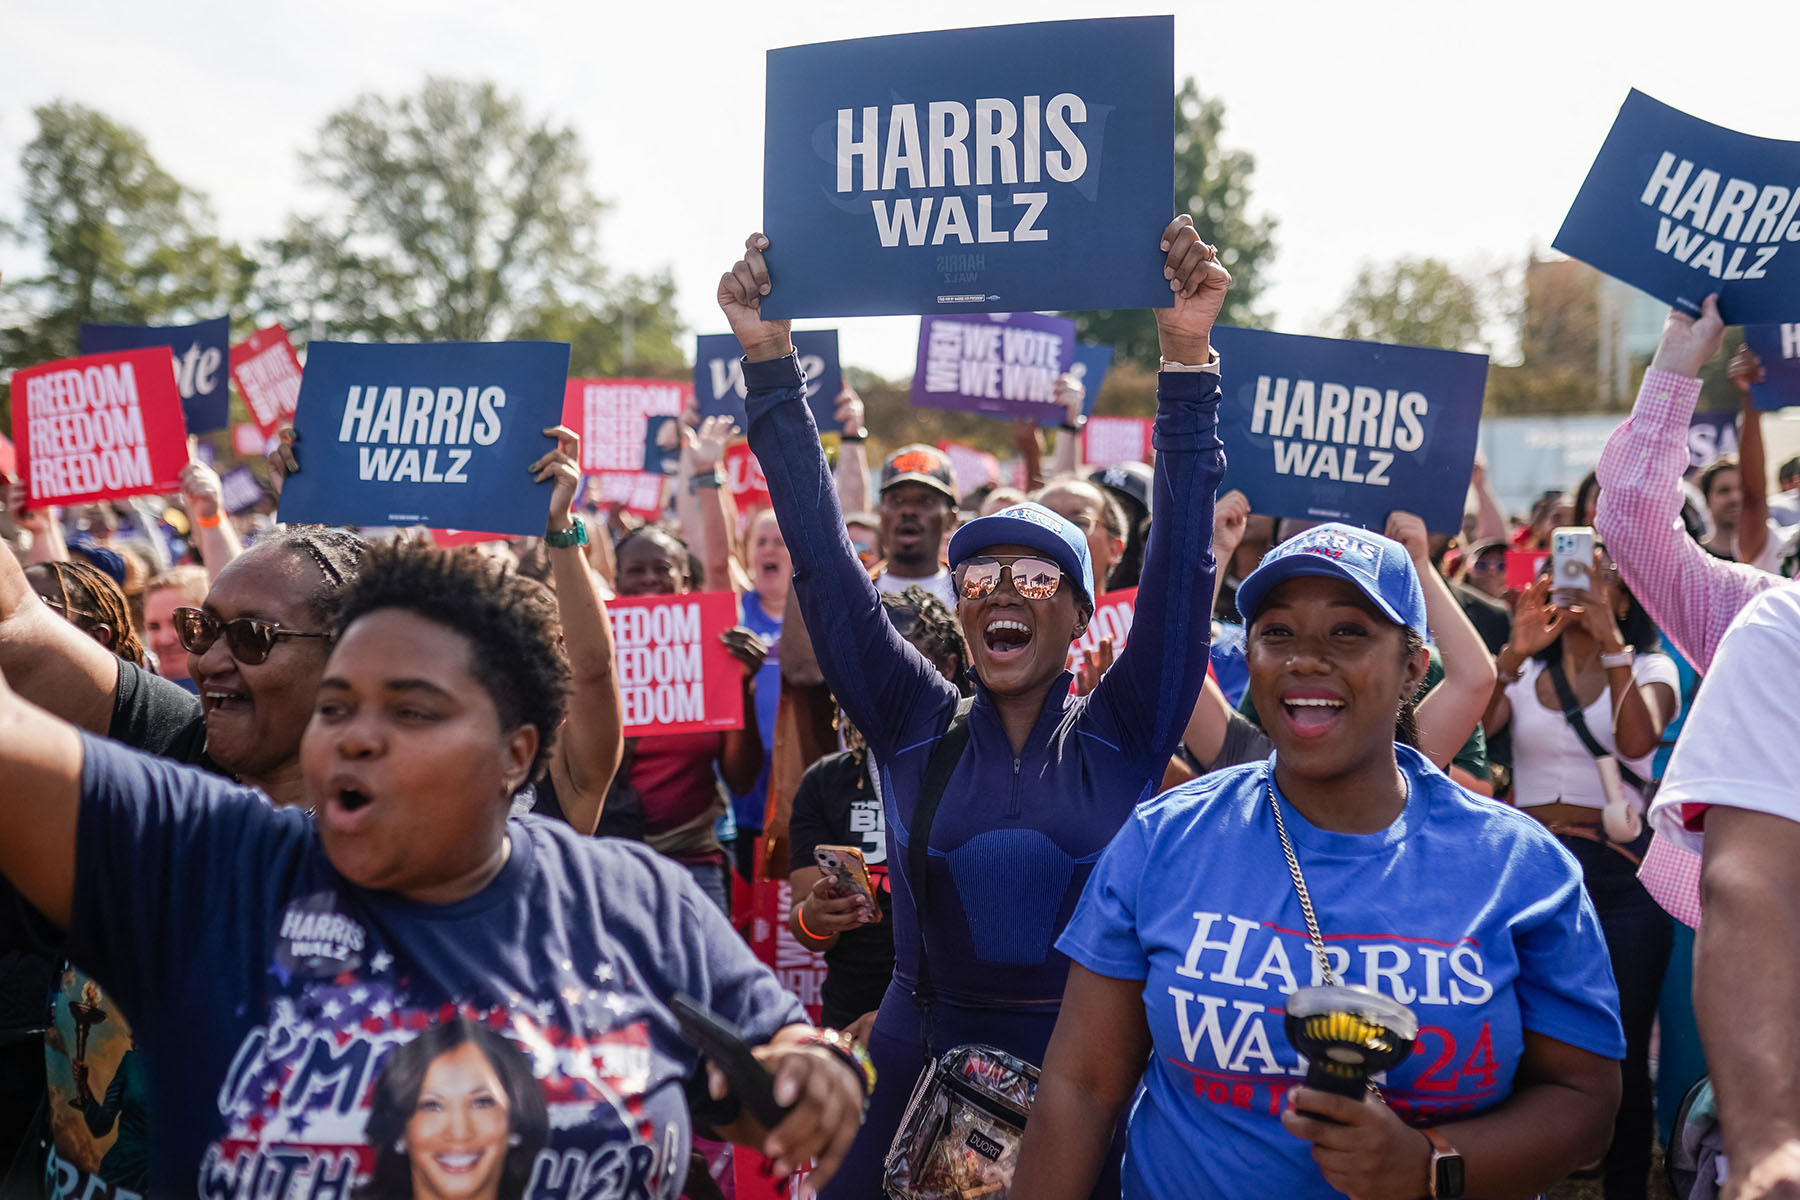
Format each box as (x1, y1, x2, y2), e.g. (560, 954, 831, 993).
(334, 540, 570, 787)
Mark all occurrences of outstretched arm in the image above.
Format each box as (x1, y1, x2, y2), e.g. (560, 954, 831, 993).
(1733, 346, 1772, 567)
(0, 662, 86, 928)
(721, 234, 955, 757)
(1091, 215, 1230, 781)
(1595, 296, 1773, 672)
(180, 459, 244, 582)
(534, 427, 625, 836)
(1387, 511, 1498, 771)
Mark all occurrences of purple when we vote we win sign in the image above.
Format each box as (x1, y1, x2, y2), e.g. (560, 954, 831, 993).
(910, 311, 1076, 421)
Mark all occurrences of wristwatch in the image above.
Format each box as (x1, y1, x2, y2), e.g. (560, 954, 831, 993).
(1600, 647, 1635, 671)
(544, 519, 588, 549)
(840, 428, 869, 442)
(1424, 1127, 1464, 1199)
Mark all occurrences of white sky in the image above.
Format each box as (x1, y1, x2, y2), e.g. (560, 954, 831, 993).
(3, 0, 1797, 379)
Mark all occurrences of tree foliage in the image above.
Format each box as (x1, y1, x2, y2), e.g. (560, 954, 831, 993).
(1065, 79, 1277, 365)
(256, 77, 681, 373)
(1333, 256, 1489, 352)
(0, 103, 249, 426)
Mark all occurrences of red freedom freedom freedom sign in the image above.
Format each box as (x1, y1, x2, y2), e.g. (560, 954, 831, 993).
(229, 324, 304, 437)
(15, 348, 189, 507)
(561, 378, 689, 473)
(607, 591, 744, 737)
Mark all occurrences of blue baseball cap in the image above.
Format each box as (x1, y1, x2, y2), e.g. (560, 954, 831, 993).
(1235, 523, 1427, 637)
(947, 501, 1095, 610)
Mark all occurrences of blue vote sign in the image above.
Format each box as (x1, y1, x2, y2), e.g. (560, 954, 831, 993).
(1745, 323, 1800, 411)
(277, 341, 571, 536)
(762, 16, 1174, 319)
(1554, 90, 1800, 326)
(694, 330, 841, 431)
(1210, 326, 1490, 535)
(79, 316, 232, 432)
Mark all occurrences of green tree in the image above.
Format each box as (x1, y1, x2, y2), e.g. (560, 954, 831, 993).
(1064, 79, 1277, 365)
(1334, 257, 1489, 352)
(0, 102, 249, 425)
(512, 270, 688, 379)
(259, 77, 679, 369)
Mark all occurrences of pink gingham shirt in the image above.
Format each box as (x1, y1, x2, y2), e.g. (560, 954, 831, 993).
(1594, 367, 1781, 927)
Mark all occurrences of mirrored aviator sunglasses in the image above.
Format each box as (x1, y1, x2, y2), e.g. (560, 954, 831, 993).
(953, 556, 1065, 602)
(172, 606, 330, 665)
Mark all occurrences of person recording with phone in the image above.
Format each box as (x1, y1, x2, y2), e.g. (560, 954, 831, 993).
(1482, 548, 1677, 1200)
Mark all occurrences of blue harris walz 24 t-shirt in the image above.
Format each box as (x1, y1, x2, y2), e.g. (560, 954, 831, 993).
(1058, 746, 1625, 1200)
(66, 735, 805, 1200)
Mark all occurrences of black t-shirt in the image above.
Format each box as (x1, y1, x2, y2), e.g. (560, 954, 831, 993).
(108, 658, 212, 768)
(787, 750, 896, 1028)
(1453, 581, 1512, 656)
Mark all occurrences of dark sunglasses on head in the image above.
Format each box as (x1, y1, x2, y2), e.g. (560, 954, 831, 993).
(953, 556, 1065, 602)
(172, 606, 329, 665)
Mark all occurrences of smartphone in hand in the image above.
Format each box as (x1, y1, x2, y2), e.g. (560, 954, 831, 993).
(671, 993, 791, 1129)
(813, 844, 881, 922)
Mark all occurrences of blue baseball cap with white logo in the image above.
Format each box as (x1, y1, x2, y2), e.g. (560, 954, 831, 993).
(1235, 523, 1428, 637)
(948, 501, 1095, 611)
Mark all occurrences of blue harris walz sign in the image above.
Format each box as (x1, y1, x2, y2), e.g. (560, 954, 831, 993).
(277, 341, 570, 536)
(1554, 90, 1800, 326)
(1745, 323, 1800, 412)
(695, 330, 842, 430)
(79, 316, 232, 433)
(761, 16, 1174, 319)
(1209, 326, 1490, 535)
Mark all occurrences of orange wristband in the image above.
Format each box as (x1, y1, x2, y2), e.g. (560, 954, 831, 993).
(794, 901, 827, 942)
(195, 510, 223, 529)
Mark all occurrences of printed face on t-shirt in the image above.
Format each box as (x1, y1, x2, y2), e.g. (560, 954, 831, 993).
(303, 608, 535, 900)
(402, 1042, 513, 1199)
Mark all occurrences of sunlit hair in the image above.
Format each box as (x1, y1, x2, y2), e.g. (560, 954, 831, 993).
(26, 560, 145, 666)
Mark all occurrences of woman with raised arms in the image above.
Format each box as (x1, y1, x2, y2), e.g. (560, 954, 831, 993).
(717, 215, 1229, 1196)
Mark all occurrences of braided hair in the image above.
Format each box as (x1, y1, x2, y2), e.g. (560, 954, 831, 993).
(251, 526, 368, 626)
(25, 560, 146, 666)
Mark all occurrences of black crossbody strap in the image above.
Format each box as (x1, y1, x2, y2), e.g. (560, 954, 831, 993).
(908, 697, 975, 1055)
(1545, 657, 1648, 792)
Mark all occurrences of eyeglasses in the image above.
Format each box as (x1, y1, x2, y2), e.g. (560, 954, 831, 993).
(1469, 556, 1505, 574)
(953, 556, 1065, 602)
(172, 606, 329, 665)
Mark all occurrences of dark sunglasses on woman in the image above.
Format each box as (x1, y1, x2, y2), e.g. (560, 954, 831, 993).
(172, 606, 330, 665)
(953, 556, 1065, 601)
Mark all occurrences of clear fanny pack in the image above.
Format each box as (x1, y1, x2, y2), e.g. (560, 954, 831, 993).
(883, 1045, 1039, 1200)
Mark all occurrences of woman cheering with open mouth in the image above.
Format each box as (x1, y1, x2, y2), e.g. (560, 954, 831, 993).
(717, 215, 1228, 1197)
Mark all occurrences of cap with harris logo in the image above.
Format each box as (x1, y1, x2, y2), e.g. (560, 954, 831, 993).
(1234, 523, 1428, 638)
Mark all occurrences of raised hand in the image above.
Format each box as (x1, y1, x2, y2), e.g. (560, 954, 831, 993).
(1649, 294, 1725, 379)
(1214, 490, 1252, 560)
(1729, 344, 1766, 393)
(834, 384, 866, 436)
(1383, 511, 1430, 566)
(1509, 576, 1569, 658)
(530, 426, 583, 533)
(685, 415, 736, 473)
(719, 626, 770, 677)
(179, 459, 225, 523)
(1153, 215, 1233, 365)
(717, 233, 795, 363)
